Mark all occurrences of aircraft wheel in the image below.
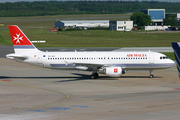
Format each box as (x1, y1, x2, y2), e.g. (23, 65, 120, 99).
(149, 75, 154, 78)
(90, 73, 99, 79)
(94, 73, 98, 78)
(90, 75, 95, 79)
(149, 70, 154, 78)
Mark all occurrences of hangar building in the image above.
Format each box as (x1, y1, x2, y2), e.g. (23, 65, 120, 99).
(140, 9, 165, 26)
(54, 20, 109, 28)
(109, 21, 133, 31)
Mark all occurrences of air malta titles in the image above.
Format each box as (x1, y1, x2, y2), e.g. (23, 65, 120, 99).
(126, 54, 147, 57)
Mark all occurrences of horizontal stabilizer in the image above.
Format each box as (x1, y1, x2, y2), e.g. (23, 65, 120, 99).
(6, 53, 28, 59)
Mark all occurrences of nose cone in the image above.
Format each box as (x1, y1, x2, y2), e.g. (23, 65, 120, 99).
(169, 59, 175, 67)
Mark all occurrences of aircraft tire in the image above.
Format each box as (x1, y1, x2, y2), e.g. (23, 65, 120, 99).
(149, 75, 154, 78)
(90, 73, 99, 79)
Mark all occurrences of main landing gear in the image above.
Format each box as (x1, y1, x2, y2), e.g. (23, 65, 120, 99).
(149, 70, 154, 78)
(90, 72, 99, 79)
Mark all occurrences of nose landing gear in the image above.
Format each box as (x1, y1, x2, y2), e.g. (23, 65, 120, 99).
(149, 70, 154, 78)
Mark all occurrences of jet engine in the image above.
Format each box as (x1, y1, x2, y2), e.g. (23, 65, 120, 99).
(105, 67, 123, 77)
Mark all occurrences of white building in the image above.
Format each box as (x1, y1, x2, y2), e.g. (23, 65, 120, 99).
(109, 21, 133, 31)
(145, 26, 170, 31)
(55, 20, 109, 28)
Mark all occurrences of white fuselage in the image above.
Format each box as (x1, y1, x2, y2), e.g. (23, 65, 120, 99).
(22, 51, 174, 71)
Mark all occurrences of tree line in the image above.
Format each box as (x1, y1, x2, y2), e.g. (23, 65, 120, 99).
(0, 1, 180, 17)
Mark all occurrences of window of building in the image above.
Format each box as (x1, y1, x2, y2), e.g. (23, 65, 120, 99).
(118, 27, 123, 29)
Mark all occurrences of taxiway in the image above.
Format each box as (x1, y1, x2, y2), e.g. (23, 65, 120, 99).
(0, 58, 180, 120)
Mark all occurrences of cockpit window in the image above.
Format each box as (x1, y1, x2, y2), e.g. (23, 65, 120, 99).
(160, 56, 168, 60)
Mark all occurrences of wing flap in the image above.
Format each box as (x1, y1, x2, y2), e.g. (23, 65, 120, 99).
(69, 62, 114, 70)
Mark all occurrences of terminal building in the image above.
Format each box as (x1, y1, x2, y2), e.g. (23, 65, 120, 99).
(166, 13, 180, 29)
(166, 13, 180, 20)
(109, 21, 133, 31)
(54, 20, 109, 28)
(140, 9, 165, 26)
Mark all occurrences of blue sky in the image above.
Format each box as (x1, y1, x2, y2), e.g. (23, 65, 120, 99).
(0, 0, 179, 3)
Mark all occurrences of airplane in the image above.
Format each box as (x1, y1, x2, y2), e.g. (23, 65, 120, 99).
(6, 25, 175, 79)
(171, 42, 180, 78)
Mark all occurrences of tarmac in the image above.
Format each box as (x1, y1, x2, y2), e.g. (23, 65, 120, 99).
(0, 46, 180, 120)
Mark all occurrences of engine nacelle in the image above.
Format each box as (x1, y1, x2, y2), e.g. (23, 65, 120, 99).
(105, 67, 122, 77)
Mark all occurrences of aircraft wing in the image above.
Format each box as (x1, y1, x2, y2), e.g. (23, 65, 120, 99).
(69, 62, 115, 71)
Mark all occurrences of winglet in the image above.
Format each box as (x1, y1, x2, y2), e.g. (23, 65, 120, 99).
(172, 42, 180, 79)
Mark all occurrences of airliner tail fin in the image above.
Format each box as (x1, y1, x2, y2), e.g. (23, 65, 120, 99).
(8, 25, 40, 53)
(172, 42, 180, 79)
